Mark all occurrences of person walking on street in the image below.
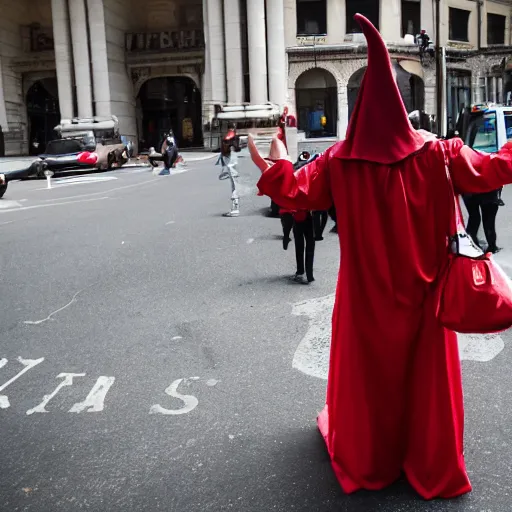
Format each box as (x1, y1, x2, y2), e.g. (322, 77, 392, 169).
(280, 208, 316, 284)
(217, 127, 241, 217)
(463, 189, 503, 253)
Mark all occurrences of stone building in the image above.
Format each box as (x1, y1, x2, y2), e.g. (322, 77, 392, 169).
(0, 0, 511, 156)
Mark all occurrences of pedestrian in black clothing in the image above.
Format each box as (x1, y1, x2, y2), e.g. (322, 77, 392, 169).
(463, 189, 503, 253)
(313, 211, 328, 240)
(328, 206, 338, 233)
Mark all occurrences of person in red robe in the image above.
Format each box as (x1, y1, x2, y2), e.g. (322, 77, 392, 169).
(249, 13, 512, 500)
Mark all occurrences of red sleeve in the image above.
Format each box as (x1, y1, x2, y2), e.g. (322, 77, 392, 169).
(447, 138, 512, 194)
(257, 151, 333, 211)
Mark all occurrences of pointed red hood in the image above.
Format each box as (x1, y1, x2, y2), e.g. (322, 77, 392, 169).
(334, 14, 425, 164)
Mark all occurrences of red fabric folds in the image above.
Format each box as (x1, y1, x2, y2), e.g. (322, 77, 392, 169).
(256, 134, 512, 499)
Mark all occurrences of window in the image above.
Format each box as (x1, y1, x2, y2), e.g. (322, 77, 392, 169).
(468, 112, 498, 153)
(297, 0, 327, 36)
(346, 0, 379, 33)
(449, 8, 470, 42)
(487, 13, 506, 45)
(478, 76, 487, 103)
(505, 113, 512, 142)
(401, 0, 421, 37)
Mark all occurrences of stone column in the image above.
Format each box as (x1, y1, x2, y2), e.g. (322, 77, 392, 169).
(0, 57, 7, 131)
(202, 0, 212, 105)
(207, 0, 227, 104)
(327, 0, 345, 44)
(52, 0, 74, 120)
(338, 85, 348, 139)
(266, 0, 286, 107)
(380, 0, 401, 42)
(69, 0, 93, 118)
(223, 0, 244, 104)
(86, 0, 111, 117)
(247, 0, 268, 104)
(421, 0, 434, 38)
(283, 0, 296, 48)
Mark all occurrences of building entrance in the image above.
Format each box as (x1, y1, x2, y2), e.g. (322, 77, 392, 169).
(137, 76, 202, 151)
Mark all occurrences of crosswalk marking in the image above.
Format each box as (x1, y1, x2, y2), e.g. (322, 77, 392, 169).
(291, 294, 507, 380)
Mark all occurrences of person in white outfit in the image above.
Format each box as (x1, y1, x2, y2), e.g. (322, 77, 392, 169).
(217, 128, 241, 217)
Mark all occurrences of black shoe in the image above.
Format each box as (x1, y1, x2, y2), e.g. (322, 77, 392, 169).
(283, 237, 291, 250)
(330, 225, 338, 234)
(488, 246, 502, 254)
(307, 276, 315, 283)
(292, 274, 308, 284)
(498, 199, 505, 206)
(314, 236, 324, 241)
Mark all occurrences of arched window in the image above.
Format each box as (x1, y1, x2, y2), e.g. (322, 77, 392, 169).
(296, 68, 337, 138)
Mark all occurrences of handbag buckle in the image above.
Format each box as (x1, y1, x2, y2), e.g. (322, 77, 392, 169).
(451, 232, 485, 259)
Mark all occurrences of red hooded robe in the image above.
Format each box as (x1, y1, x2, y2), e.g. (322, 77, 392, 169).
(257, 14, 512, 499)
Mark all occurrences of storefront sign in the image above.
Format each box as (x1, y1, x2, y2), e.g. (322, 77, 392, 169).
(125, 30, 204, 52)
(297, 36, 327, 46)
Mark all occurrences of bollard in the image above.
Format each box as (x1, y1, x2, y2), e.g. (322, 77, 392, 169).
(44, 170, 54, 189)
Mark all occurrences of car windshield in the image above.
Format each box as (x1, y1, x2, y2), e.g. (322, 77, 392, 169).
(505, 114, 512, 143)
(44, 139, 84, 155)
(466, 112, 498, 153)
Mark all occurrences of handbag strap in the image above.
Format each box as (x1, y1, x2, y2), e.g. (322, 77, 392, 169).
(441, 142, 485, 258)
(440, 143, 465, 235)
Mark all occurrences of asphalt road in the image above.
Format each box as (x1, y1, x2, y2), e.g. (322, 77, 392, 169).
(0, 155, 511, 511)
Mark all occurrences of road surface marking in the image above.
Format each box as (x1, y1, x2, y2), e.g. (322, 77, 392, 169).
(0, 220, 15, 226)
(0, 200, 22, 210)
(44, 176, 118, 188)
(36, 178, 160, 203)
(0, 196, 108, 214)
(246, 238, 254, 244)
(149, 378, 200, 415)
(26, 373, 85, 415)
(166, 221, 176, 225)
(291, 294, 507, 380)
(69, 376, 116, 413)
(53, 176, 117, 183)
(0, 357, 45, 409)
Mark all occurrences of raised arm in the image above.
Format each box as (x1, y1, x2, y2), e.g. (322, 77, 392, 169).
(446, 137, 512, 194)
(249, 135, 333, 212)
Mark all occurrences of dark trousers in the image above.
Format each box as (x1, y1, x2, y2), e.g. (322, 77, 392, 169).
(281, 213, 315, 280)
(464, 197, 499, 250)
(281, 213, 294, 242)
(312, 211, 328, 240)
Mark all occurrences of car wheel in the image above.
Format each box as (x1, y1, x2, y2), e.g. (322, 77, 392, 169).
(0, 183, 7, 198)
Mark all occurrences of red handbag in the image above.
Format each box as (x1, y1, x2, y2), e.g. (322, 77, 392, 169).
(436, 151, 512, 333)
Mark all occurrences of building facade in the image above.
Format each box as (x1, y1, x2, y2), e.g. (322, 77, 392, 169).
(0, 0, 511, 156)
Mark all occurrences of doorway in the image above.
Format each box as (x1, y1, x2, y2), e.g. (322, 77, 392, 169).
(26, 78, 60, 155)
(137, 76, 203, 151)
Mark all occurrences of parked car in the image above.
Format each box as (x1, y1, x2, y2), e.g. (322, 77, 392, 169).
(34, 116, 130, 176)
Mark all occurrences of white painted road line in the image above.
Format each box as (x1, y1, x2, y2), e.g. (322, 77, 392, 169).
(0, 196, 109, 214)
(291, 294, 507, 380)
(0, 200, 23, 210)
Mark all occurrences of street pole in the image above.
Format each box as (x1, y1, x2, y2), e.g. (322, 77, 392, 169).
(435, 0, 445, 137)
